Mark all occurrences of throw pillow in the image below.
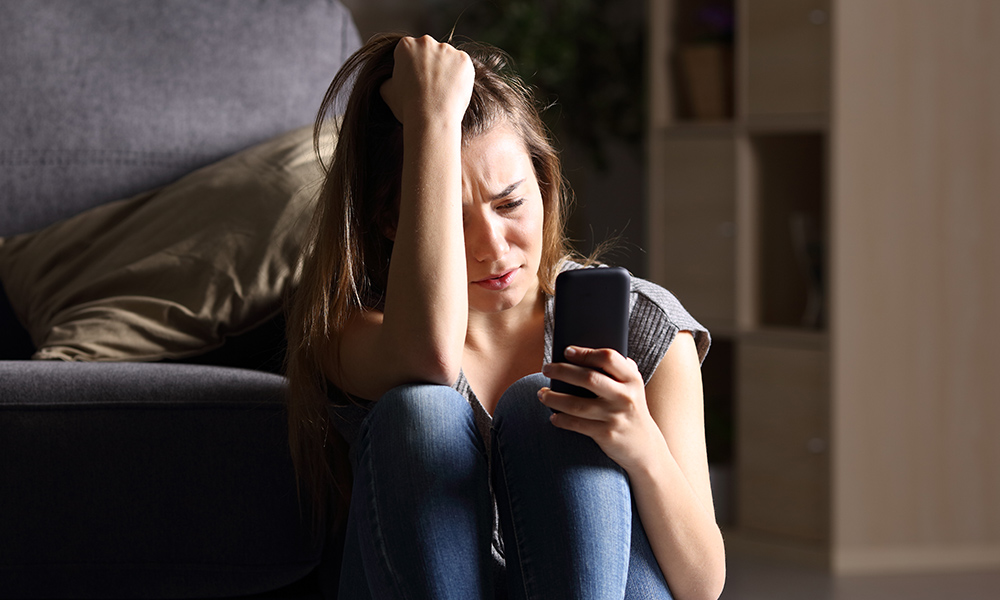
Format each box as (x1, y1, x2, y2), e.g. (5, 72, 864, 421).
(0, 126, 333, 361)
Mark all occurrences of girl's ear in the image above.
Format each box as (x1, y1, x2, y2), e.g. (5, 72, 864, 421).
(382, 222, 397, 242)
(376, 209, 398, 242)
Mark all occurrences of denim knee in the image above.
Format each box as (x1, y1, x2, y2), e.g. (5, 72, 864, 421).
(492, 373, 551, 435)
(358, 383, 486, 465)
(493, 372, 614, 462)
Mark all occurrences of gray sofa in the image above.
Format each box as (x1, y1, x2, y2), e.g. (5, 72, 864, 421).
(0, 1, 361, 598)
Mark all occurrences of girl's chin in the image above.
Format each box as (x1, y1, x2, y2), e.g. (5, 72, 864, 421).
(469, 288, 524, 313)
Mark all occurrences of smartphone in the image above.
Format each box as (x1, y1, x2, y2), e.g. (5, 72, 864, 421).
(550, 267, 630, 397)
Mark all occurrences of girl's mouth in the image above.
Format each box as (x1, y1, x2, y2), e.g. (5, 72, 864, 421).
(473, 268, 518, 291)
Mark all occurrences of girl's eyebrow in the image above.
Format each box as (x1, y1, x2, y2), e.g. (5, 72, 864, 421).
(490, 179, 524, 200)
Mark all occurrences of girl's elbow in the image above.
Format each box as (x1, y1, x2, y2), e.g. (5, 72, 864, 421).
(672, 540, 726, 600)
(694, 550, 728, 600)
(400, 344, 461, 387)
(421, 352, 461, 386)
(676, 573, 726, 600)
(703, 535, 727, 600)
(706, 565, 727, 600)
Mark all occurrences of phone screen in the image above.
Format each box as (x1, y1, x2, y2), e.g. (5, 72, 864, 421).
(550, 267, 630, 397)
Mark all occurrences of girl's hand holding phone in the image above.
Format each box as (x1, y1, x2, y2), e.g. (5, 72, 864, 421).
(540, 348, 665, 475)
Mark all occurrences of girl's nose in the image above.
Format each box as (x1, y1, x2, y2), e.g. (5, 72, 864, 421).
(468, 214, 509, 263)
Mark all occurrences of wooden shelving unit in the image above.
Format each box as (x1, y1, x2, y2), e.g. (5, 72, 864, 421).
(647, 0, 833, 556)
(647, 0, 1000, 574)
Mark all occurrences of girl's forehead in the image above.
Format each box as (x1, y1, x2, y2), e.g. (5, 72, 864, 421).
(461, 132, 537, 196)
(463, 125, 530, 164)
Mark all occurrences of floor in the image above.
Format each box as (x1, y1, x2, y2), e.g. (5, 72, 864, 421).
(721, 553, 1000, 600)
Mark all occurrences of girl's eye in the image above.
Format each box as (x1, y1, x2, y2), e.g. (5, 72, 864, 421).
(498, 198, 524, 212)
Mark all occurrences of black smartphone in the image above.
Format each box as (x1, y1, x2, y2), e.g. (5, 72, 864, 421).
(550, 267, 630, 397)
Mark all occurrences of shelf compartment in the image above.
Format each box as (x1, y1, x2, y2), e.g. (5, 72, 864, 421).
(652, 0, 736, 125)
(750, 132, 827, 330)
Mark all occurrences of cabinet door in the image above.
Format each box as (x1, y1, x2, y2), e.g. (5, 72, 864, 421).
(737, 336, 830, 541)
(648, 135, 736, 331)
(743, 0, 831, 117)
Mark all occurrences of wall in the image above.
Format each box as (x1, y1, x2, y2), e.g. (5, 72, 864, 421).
(831, 0, 1000, 573)
(340, 0, 448, 40)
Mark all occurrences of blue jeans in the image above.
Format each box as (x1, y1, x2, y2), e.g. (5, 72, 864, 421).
(335, 373, 673, 599)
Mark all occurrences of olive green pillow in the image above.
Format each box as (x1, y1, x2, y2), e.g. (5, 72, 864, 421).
(0, 126, 330, 361)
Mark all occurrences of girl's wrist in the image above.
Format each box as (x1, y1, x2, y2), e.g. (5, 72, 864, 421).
(620, 417, 672, 481)
(401, 104, 465, 132)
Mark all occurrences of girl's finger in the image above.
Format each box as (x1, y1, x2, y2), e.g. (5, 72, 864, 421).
(538, 387, 612, 421)
(548, 409, 606, 440)
(561, 346, 637, 382)
(541, 361, 620, 399)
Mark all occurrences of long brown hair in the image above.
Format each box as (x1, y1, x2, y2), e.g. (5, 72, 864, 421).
(286, 33, 575, 523)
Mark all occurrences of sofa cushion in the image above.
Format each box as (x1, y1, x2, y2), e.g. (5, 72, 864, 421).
(0, 0, 360, 238)
(0, 126, 329, 362)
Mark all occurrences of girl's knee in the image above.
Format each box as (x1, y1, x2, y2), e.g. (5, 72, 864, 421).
(372, 383, 468, 425)
(492, 372, 626, 480)
(492, 372, 551, 433)
(360, 383, 480, 453)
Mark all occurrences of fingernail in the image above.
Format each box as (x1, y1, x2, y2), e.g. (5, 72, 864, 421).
(565, 346, 578, 357)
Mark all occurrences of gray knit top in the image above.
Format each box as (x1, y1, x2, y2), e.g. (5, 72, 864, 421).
(326, 260, 710, 577)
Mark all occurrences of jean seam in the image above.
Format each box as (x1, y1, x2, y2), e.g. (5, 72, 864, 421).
(359, 416, 410, 600)
(494, 430, 537, 600)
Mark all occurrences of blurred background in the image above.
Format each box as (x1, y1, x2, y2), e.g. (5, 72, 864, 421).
(341, 1, 1000, 598)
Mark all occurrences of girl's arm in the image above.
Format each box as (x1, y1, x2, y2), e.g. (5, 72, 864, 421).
(539, 332, 726, 600)
(333, 36, 475, 400)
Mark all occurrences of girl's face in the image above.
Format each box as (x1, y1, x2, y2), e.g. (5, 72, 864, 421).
(461, 123, 545, 315)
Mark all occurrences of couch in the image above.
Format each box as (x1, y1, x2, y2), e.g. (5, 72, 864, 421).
(0, 1, 362, 598)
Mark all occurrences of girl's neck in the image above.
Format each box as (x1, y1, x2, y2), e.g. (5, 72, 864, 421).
(465, 287, 546, 354)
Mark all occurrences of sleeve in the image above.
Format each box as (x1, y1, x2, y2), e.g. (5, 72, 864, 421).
(627, 276, 711, 384)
